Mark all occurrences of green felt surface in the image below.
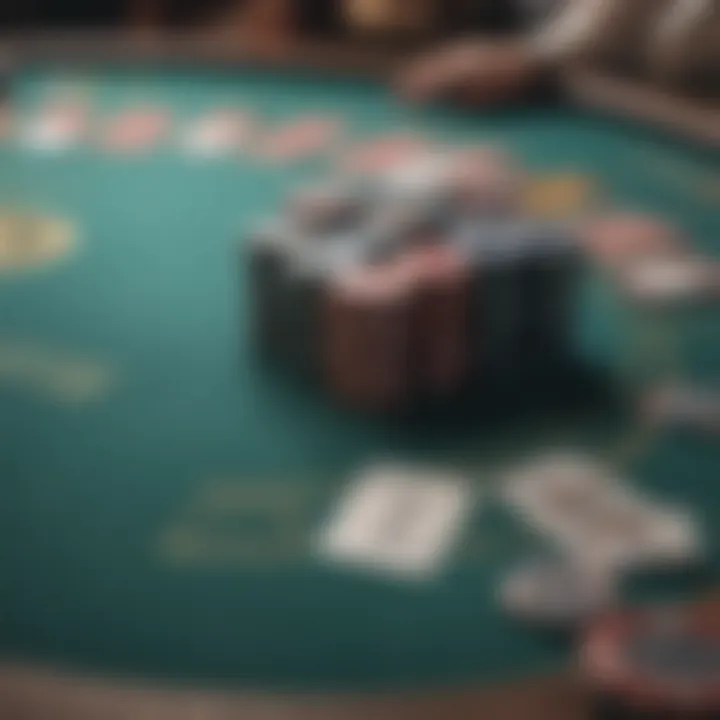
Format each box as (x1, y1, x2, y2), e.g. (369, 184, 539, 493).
(0, 66, 718, 692)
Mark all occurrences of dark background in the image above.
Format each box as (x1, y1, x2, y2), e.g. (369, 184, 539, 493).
(0, 0, 523, 36)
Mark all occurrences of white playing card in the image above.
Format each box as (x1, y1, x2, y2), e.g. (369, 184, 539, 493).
(502, 452, 646, 556)
(317, 464, 476, 580)
(503, 452, 610, 533)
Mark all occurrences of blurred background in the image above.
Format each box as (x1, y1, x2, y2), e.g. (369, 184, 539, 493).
(0, 0, 529, 44)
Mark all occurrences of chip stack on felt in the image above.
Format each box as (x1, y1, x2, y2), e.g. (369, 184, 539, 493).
(244, 147, 593, 414)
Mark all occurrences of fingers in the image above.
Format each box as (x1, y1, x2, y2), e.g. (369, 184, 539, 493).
(396, 41, 537, 108)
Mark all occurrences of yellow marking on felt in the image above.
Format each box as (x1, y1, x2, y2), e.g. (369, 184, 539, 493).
(523, 173, 598, 218)
(0, 211, 77, 273)
(157, 520, 310, 569)
(196, 478, 315, 517)
(40, 361, 117, 404)
(156, 476, 321, 569)
(0, 338, 116, 404)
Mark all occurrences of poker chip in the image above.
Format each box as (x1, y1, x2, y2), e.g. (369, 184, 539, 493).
(583, 604, 720, 713)
(580, 213, 684, 269)
(323, 260, 415, 412)
(400, 245, 470, 396)
(366, 198, 445, 247)
(286, 183, 366, 235)
(381, 154, 455, 203)
(498, 556, 617, 627)
(620, 256, 720, 304)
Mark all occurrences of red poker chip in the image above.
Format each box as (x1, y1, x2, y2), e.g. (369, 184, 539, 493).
(582, 604, 720, 713)
(580, 213, 685, 269)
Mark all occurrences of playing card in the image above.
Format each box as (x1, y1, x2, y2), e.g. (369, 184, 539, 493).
(317, 463, 475, 579)
(99, 107, 169, 154)
(259, 116, 341, 163)
(503, 452, 621, 551)
(179, 109, 253, 158)
(577, 493, 702, 570)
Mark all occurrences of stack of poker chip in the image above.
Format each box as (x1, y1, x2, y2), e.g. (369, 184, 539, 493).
(245, 150, 588, 414)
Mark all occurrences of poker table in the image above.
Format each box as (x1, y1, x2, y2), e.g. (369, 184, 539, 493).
(0, 37, 718, 719)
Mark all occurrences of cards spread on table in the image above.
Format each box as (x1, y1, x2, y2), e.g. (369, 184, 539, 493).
(502, 452, 701, 570)
(317, 463, 476, 580)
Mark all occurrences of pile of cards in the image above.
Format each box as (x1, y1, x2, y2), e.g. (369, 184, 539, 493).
(502, 452, 702, 572)
(0, 339, 115, 404)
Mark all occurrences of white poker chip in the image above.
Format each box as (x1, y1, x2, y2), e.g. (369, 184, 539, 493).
(499, 557, 616, 626)
(382, 154, 453, 201)
(622, 257, 717, 303)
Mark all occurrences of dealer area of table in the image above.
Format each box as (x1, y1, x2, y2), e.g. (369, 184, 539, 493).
(0, 37, 718, 720)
